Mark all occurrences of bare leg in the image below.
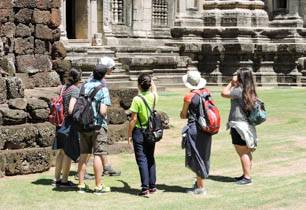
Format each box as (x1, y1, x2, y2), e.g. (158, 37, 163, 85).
(101, 155, 109, 168)
(234, 145, 252, 179)
(78, 154, 89, 186)
(61, 154, 72, 183)
(196, 176, 205, 188)
(93, 154, 103, 187)
(54, 149, 64, 181)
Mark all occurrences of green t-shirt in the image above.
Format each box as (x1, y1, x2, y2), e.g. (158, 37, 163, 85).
(129, 91, 158, 128)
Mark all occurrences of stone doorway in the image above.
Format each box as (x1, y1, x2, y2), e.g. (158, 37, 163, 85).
(66, 0, 89, 39)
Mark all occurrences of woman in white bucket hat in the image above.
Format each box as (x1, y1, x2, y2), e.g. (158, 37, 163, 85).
(180, 71, 212, 195)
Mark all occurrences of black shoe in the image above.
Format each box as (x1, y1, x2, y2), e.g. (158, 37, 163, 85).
(236, 177, 252, 185)
(52, 180, 62, 187)
(59, 181, 77, 188)
(103, 166, 121, 176)
(74, 173, 95, 180)
(234, 175, 244, 181)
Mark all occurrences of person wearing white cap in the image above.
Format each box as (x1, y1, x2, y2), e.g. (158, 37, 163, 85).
(98, 56, 116, 75)
(77, 57, 121, 181)
(180, 70, 212, 195)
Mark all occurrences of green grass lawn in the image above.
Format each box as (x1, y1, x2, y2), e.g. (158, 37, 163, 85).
(1, 87, 306, 210)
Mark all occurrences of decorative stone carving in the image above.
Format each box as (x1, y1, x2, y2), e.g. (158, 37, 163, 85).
(152, 0, 168, 27)
(112, 0, 125, 24)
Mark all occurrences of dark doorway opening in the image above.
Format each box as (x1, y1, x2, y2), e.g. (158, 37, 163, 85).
(66, 0, 75, 39)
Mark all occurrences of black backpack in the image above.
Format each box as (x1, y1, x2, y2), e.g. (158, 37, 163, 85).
(138, 94, 163, 144)
(72, 83, 104, 132)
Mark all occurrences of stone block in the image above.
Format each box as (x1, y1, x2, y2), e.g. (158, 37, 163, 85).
(106, 142, 133, 155)
(51, 0, 61, 8)
(0, 22, 15, 38)
(0, 9, 13, 23)
(107, 122, 129, 144)
(108, 108, 127, 124)
(31, 71, 61, 87)
(14, 37, 34, 55)
(34, 54, 53, 71)
(15, 8, 33, 24)
(1, 37, 14, 53)
(29, 109, 49, 123)
(0, 78, 7, 104)
(0, 57, 15, 76)
(33, 122, 55, 147)
(3, 147, 52, 176)
(49, 9, 61, 28)
(36, 0, 51, 9)
(0, 124, 38, 149)
(0, 152, 6, 178)
(0, 108, 27, 125)
(32, 9, 50, 24)
(8, 98, 28, 110)
(14, 0, 36, 8)
(52, 28, 61, 41)
(35, 39, 50, 54)
(0, 112, 2, 126)
(52, 41, 66, 59)
(15, 23, 32, 37)
(0, 0, 12, 9)
(27, 98, 48, 111)
(52, 59, 71, 72)
(6, 77, 25, 99)
(16, 55, 52, 73)
(35, 24, 53, 40)
(110, 88, 138, 110)
(15, 73, 35, 89)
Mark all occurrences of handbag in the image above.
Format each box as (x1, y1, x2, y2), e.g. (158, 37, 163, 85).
(248, 99, 267, 126)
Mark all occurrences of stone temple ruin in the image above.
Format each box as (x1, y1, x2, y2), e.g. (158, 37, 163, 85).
(0, 0, 306, 177)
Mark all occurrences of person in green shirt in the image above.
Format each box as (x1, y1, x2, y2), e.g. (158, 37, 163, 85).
(128, 74, 158, 197)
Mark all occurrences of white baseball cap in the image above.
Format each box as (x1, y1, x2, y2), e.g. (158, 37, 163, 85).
(98, 57, 115, 69)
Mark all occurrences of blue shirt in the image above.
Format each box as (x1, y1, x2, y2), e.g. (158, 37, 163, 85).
(84, 79, 111, 129)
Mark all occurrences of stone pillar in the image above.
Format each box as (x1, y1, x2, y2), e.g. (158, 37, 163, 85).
(288, 0, 301, 17)
(103, 0, 112, 34)
(256, 61, 277, 86)
(59, 0, 68, 41)
(131, 0, 152, 37)
(174, 0, 203, 27)
(89, 0, 102, 45)
(271, 0, 304, 27)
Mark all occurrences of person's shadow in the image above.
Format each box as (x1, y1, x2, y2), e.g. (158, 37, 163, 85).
(111, 180, 189, 195)
(32, 178, 53, 186)
(111, 180, 139, 195)
(31, 178, 78, 192)
(208, 175, 236, 183)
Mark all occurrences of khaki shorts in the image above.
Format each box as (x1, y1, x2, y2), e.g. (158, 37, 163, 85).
(79, 128, 108, 155)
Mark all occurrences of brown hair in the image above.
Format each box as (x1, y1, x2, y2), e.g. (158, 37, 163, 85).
(237, 68, 257, 111)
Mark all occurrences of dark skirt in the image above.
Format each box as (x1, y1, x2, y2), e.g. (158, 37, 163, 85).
(185, 122, 212, 179)
(52, 117, 80, 162)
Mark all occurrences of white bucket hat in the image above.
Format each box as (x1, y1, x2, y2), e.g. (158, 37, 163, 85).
(182, 71, 207, 90)
(98, 57, 115, 69)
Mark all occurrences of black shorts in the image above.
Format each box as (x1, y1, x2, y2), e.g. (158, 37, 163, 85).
(231, 128, 246, 146)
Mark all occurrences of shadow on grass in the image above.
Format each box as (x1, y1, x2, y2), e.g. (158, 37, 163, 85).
(32, 178, 78, 192)
(208, 175, 236, 183)
(111, 181, 188, 195)
(31, 178, 53, 186)
(111, 180, 139, 195)
(156, 184, 187, 193)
